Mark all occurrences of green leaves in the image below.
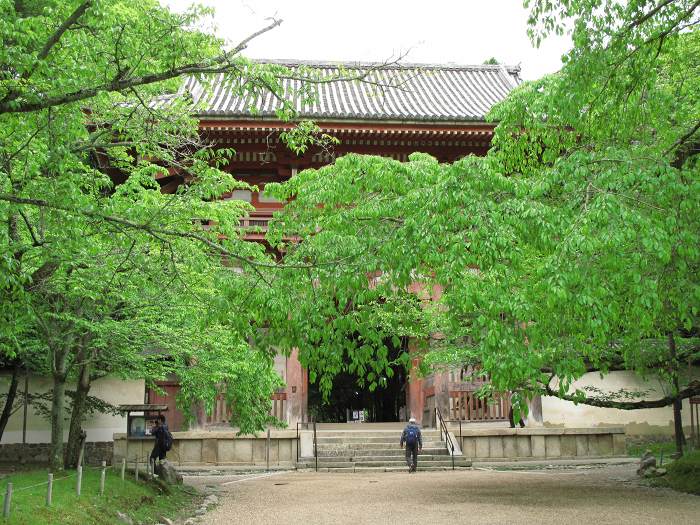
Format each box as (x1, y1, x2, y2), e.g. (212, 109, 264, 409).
(0, 0, 296, 434)
(264, 0, 699, 409)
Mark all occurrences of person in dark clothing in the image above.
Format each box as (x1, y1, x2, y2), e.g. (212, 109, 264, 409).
(150, 414, 169, 465)
(400, 417, 422, 473)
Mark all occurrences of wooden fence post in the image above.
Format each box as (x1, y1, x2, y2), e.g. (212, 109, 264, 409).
(77, 440, 85, 468)
(76, 466, 83, 497)
(121, 458, 126, 481)
(46, 473, 53, 506)
(3, 482, 12, 518)
(135, 460, 139, 481)
(100, 461, 106, 496)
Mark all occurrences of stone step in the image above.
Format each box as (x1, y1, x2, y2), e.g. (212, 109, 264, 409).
(353, 455, 461, 463)
(361, 466, 471, 472)
(301, 428, 463, 473)
(317, 448, 450, 458)
(352, 459, 470, 468)
(315, 431, 442, 438)
(299, 459, 469, 469)
(306, 454, 460, 463)
(317, 438, 446, 446)
(301, 465, 471, 473)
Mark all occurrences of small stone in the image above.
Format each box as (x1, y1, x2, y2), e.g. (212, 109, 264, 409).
(116, 511, 134, 525)
(643, 467, 658, 478)
(655, 468, 667, 476)
(159, 518, 174, 525)
(195, 508, 207, 516)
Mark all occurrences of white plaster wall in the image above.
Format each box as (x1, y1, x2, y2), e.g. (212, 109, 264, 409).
(0, 374, 145, 444)
(542, 369, 698, 436)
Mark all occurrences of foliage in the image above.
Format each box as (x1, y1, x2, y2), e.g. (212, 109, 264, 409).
(662, 449, 700, 495)
(0, 0, 337, 466)
(266, 1, 700, 414)
(0, 390, 122, 422)
(263, 158, 433, 395)
(0, 468, 197, 524)
(175, 325, 284, 433)
(626, 439, 679, 462)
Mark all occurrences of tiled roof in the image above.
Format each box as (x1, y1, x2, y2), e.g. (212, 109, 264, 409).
(182, 60, 521, 122)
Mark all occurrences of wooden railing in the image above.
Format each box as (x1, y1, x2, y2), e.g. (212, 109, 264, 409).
(239, 211, 274, 230)
(197, 212, 274, 233)
(205, 391, 288, 426)
(206, 395, 232, 426)
(448, 390, 510, 422)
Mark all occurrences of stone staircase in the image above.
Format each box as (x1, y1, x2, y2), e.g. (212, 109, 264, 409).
(298, 429, 471, 472)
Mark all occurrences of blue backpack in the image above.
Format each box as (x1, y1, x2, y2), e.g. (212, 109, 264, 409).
(163, 429, 173, 451)
(405, 426, 419, 446)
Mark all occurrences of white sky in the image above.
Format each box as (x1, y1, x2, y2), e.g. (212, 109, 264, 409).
(161, 0, 571, 81)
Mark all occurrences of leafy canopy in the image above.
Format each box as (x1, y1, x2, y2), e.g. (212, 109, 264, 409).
(265, 0, 700, 409)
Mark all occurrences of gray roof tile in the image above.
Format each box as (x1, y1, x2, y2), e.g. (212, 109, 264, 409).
(183, 60, 520, 122)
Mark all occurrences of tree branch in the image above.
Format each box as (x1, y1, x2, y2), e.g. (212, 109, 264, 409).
(0, 17, 282, 115)
(543, 379, 700, 410)
(0, 1, 93, 107)
(0, 193, 358, 271)
(627, 0, 678, 31)
(34, 2, 93, 67)
(667, 120, 700, 168)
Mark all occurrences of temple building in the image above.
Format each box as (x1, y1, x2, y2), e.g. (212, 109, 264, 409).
(145, 60, 523, 430)
(1, 62, 694, 452)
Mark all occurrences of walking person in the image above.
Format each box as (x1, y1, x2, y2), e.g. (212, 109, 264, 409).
(400, 417, 422, 473)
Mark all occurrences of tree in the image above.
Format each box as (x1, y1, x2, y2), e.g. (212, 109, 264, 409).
(0, 0, 331, 470)
(265, 1, 700, 453)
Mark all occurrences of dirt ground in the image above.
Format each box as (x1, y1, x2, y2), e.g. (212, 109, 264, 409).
(185, 464, 700, 525)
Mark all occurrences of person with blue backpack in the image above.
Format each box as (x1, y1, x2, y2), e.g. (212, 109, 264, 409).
(400, 417, 422, 473)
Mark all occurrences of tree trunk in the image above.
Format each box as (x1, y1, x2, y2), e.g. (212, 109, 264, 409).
(50, 349, 68, 471)
(64, 359, 91, 469)
(0, 364, 20, 441)
(669, 332, 684, 457)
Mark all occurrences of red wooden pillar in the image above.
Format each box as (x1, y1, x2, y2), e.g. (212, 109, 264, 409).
(285, 348, 307, 425)
(406, 338, 425, 425)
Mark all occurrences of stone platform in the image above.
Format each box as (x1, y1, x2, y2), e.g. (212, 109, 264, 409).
(454, 426, 627, 461)
(112, 425, 627, 469)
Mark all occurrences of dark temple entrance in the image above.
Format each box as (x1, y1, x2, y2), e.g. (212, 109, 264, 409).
(308, 339, 408, 423)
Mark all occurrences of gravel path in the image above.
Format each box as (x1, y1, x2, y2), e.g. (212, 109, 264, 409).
(187, 464, 700, 525)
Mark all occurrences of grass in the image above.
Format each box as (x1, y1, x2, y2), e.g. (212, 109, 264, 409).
(653, 450, 700, 496)
(627, 440, 679, 466)
(0, 467, 199, 524)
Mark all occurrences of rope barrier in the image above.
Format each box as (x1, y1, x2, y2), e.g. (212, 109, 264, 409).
(10, 471, 77, 493)
(4, 455, 153, 495)
(1, 454, 162, 518)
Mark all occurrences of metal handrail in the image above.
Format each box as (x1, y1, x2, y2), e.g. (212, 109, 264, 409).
(313, 420, 318, 472)
(436, 407, 455, 470)
(441, 418, 463, 441)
